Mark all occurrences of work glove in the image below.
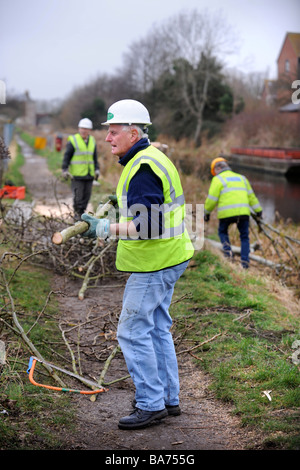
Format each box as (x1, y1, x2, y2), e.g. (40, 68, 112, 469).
(204, 213, 210, 222)
(62, 170, 70, 180)
(81, 213, 111, 239)
(94, 170, 100, 180)
(256, 211, 263, 219)
(108, 194, 118, 206)
(81, 213, 100, 238)
(96, 219, 110, 239)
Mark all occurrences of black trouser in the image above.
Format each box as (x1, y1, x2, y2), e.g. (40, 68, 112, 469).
(71, 178, 93, 216)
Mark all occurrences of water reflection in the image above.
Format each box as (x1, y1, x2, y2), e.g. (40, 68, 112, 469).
(229, 164, 300, 224)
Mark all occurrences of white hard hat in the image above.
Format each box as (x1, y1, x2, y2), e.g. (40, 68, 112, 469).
(102, 99, 152, 126)
(78, 118, 93, 129)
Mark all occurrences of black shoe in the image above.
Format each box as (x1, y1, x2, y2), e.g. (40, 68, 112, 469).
(131, 399, 181, 416)
(164, 404, 181, 416)
(118, 408, 168, 430)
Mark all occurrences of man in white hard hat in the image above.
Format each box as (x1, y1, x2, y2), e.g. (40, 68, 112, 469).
(62, 118, 100, 220)
(80, 99, 194, 430)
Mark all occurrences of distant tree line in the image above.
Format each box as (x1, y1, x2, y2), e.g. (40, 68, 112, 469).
(57, 9, 250, 145)
(6, 9, 266, 146)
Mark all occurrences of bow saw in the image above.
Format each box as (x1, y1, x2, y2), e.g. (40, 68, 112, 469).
(27, 356, 107, 395)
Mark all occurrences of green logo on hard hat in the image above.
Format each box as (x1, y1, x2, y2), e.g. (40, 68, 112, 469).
(107, 112, 114, 120)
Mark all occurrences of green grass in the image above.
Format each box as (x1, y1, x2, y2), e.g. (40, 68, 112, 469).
(2, 143, 32, 203)
(171, 250, 300, 449)
(0, 256, 75, 450)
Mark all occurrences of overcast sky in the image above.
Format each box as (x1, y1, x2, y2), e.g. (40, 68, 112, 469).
(1, 0, 299, 102)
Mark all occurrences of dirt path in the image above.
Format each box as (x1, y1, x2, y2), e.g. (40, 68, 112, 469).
(17, 136, 261, 451)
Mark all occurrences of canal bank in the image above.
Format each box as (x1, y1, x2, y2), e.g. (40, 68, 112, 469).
(226, 147, 300, 177)
(228, 163, 300, 224)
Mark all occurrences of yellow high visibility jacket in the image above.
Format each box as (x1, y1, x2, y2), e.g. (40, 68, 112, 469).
(68, 133, 96, 177)
(116, 145, 194, 272)
(204, 170, 262, 219)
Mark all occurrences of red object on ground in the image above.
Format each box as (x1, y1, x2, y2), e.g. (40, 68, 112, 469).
(0, 185, 26, 199)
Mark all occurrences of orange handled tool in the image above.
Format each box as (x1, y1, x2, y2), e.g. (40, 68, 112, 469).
(27, 356, 106, 395)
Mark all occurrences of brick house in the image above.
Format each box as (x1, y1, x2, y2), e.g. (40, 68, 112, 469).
(277, 32, 300, 83)
(261, 32, 300, 128)
(262, 32, 300, 105)
(277, 33, 300, 127)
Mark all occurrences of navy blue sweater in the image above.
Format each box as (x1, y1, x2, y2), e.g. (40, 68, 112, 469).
(119, 139, 164, 238)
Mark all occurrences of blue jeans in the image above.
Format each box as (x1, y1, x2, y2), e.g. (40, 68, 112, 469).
(218, 217, 250, 268)
(117, 260, 189, 412)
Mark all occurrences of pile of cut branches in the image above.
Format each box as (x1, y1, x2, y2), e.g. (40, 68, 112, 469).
(0, 200, 119, 300)
(0, 248, 127, 402)
(250, 214, 300, 288)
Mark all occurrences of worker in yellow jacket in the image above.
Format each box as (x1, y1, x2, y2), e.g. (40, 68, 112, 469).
(204, 157, 262, 268)
(62, 118, 100, 220)
(80, 100, 194, 430)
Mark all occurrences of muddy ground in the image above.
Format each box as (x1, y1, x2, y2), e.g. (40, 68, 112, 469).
(16, 136, 264, 452)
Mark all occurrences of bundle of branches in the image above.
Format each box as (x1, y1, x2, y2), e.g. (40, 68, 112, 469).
(0, 249, 126, 397)
(0, 138, 11, 162)
(250, 214, 300, 289)
(0, 201, 119, 299)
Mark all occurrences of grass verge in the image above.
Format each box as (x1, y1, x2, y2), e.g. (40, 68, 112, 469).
(0, 256, 76, 450)
(2, 141, 31, 202)
(171, 249, 300, 449)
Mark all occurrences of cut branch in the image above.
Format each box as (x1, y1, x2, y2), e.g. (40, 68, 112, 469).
(52, 200, 114, 245)
(177, 331, 224, 355)
(2, 268, 66, 387)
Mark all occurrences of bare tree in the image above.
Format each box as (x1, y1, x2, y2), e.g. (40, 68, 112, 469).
(121, 9, 238, 145)
(160, 9, 237, 145)
(121, 31, 174, 94)
(225, 68, 267, 111)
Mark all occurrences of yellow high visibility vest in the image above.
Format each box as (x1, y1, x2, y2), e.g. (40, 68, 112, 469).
(205, 170, 262, 218)
(68, 133, 96, 177)
(116, 145, 194, 272)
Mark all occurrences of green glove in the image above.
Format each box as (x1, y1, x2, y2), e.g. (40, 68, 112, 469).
(81, 213, 111, 239)
(108, 194, 118, 206)
(81, 213, 100, 238)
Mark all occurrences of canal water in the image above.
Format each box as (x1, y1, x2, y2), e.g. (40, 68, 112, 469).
(229, 164, 300, 224)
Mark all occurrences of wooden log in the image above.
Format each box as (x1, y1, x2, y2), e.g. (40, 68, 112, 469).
(52, 221, 88, 245)
(204, 238, 292, 271)
(52, 200, 114, 245)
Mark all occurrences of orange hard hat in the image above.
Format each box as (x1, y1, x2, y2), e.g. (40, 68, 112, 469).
(210, 157, 228, 176)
